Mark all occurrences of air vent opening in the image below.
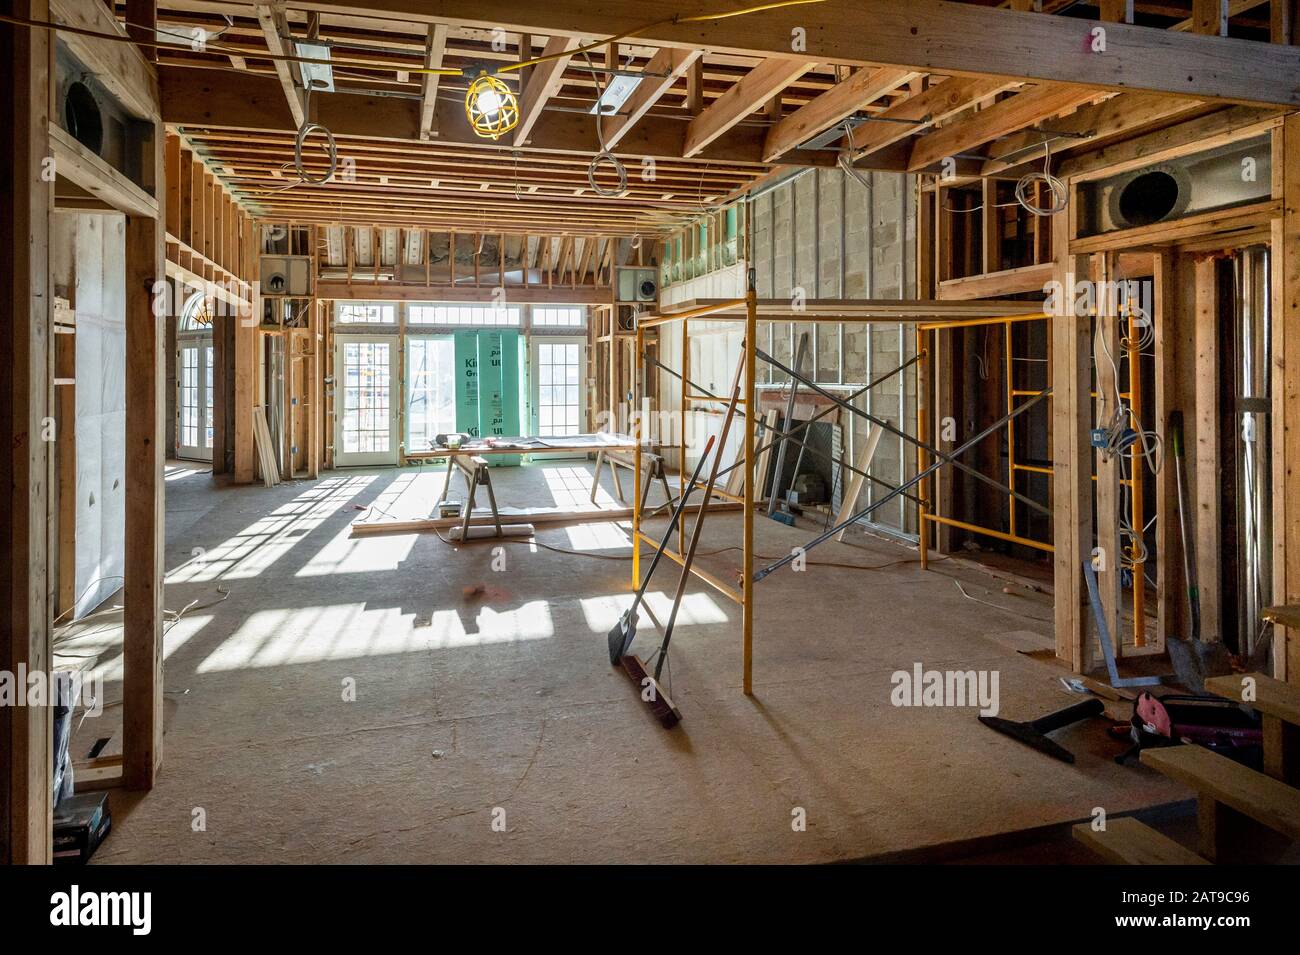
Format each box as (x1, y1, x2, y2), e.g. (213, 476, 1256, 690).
(64, 81, 104, 155)
(1118, 170, 1180, 227)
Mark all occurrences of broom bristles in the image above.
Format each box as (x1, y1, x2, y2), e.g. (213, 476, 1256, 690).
(619, 654, 681, 728)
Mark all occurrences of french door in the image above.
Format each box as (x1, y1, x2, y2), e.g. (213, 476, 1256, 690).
(529, 336, 586, 455)
(334, 335, 399, 467)
(177, 340, 214, 461)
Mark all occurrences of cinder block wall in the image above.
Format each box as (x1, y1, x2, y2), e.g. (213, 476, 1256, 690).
(654, 167, 919, 538)
(747, 167, 919, 537)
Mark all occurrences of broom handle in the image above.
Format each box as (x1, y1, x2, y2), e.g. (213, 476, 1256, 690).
(1170, 411, 1201, 641)
(630, 435, 716, 616)
(654, 346, 747, 681)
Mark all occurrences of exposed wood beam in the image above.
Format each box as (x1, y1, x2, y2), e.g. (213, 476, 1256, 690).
(160, 66, 838, 168)
(255, 2, 307, 128)
(282, 0, 1300, 107)
(513, 35, 580, 147)
(1, 0, 54, 866)
(602, 47, 702, 151)
(1058, 104, 1281, 180)
(49, 0, 157, 120)
(849, 76, 1016, 157)
(684, 57, 815, 158)
(1172, 0, 1265, 30)
(1097, 0, 1134, 22)
(763, 66, 918, 163)
(1191, 0, 1231, 35)
(418, 22, 448, 140)
(49, 123, 159, 219)
(980, 92, 1205, 178)
(907, 84, 1099, 171)
(1273, 0, 1299, 43)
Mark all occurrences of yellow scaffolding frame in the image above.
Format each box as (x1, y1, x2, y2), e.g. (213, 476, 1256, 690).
(916, 313, 1053, 571)
(633, 295, 1052, 694)
(916, 308, 1151, 649)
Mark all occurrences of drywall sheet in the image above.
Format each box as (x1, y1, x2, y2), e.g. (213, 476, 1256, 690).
(56, 212, 128, 619)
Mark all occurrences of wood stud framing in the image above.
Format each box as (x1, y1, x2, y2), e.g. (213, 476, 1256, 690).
(6, 0, 1300, 869)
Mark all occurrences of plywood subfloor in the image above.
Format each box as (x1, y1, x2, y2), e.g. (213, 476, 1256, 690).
(64, 460, 1190, 864)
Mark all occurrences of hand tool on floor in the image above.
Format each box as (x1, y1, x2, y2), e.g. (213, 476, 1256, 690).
(1161, 412, 1233, 692)
(618, 349, 745, 728)
(978, 698, 1104, 764)
(607, 435, 715, 666)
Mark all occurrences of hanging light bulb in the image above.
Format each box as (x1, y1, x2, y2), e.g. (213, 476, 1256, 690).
(465, 70, 519, 140)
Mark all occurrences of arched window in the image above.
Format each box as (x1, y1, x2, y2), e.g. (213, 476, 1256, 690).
(178, 291, 213, 331)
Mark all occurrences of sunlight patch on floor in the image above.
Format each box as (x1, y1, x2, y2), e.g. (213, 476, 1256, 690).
(578, 591, 730, 634)
(195, 599, 554, 672)
(562, 520, 632, 551)
(168, 475, 378, 583)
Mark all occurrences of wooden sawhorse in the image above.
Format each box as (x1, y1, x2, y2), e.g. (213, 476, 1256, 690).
(438, 453, 504, 540)
(590, 448, 672, 511)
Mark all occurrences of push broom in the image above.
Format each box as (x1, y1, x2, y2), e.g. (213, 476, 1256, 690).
(607, 435, 716, 666)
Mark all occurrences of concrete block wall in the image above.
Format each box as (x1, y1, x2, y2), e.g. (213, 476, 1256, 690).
(654, 167, 919, 536)
(746, 166, 920, 536)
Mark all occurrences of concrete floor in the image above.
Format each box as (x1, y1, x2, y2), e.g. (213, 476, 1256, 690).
(59, 458, 1193, 864)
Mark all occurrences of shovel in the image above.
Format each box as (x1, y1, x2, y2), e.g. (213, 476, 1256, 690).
(607, 435, 715, 665)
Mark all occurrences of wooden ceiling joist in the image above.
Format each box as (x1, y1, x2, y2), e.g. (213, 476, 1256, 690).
(683, 57, 816, 158)
(980, 91, 1205, 178)
(266, 0, 1300, 107)
(847, 76, 1016, 157)
(763, 66, 918, 163)
(254, 2, 307, 128)
(418, 22, 449, 139)
(514, 35, 581, 147)
(602, 47, 703, 151)
(907, 84, 1100, 172)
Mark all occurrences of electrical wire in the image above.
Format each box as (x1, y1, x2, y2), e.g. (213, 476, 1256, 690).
(2, 1, 831, 79)
(1092, 304, 1164, 571)
(1014, 138, 1068, 216)
(582, 50, 629, 198)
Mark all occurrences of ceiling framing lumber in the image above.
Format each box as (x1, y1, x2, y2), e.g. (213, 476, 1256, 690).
(418, 22, 448, 139)
(907, 84, 1100, 171)
(848, 76, 1017, 157)
(979, 91, 1206, 177)
(161, 66, 836, 168)
(602, 47, 703, 151)
(276, 0, 1300, 107)
(683, 57, 816, 158)
(514, 35, 581, 147)
(763, 66, 919, 163)
(254, 2, 307, 128)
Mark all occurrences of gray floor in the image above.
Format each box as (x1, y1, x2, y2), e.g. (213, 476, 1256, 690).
(60, 458, 1192, 864)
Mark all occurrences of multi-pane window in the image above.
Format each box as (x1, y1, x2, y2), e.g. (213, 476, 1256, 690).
(180, 347, 199, 448)
(531, 306, 586, 328)
(536, 342, 581, 437)
(341, 341, 392, 453)
(335, 302, 397, 324)
(408, 304, 521, 326)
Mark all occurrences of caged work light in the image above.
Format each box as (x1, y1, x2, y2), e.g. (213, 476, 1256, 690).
(465, 70, 519, 140)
